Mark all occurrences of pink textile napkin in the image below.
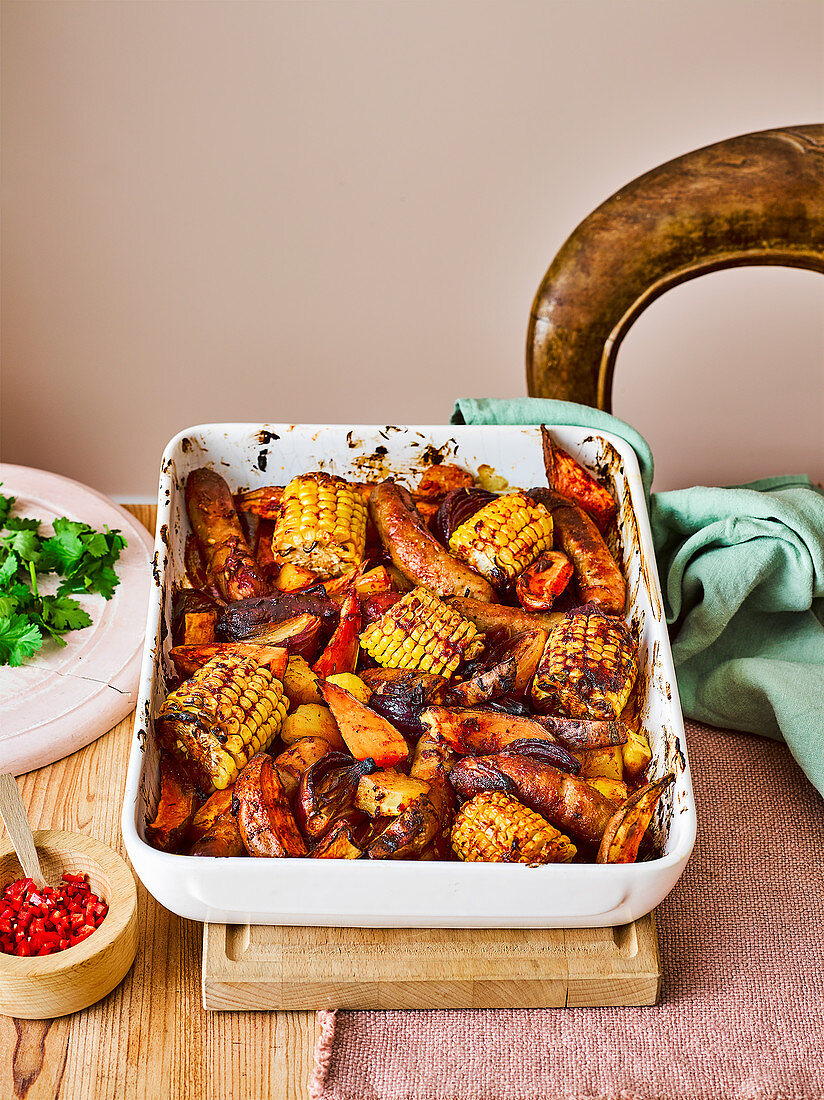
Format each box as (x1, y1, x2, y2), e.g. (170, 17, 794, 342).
(310, 720, 824, 1100)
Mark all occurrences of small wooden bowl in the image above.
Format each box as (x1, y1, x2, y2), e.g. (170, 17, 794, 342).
(0, 830, 138, 1019)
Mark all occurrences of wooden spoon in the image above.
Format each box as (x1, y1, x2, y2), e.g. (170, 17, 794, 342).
(0, 772, 47, 889)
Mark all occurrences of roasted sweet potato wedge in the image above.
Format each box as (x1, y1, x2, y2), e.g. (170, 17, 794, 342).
(321, 681, 409, 767)
(171, 588, 223, 647)
(232, 753, 307, 858)
(516, 552, 573, 612)
(415, 463, 474, 501)
(146, 759, 197, 853)
(274, 737, 332, 798)
(181, 609, 218, 645)
(190, 787, 234, 842)
(313, 590, 361, 677)
(190, 812, 244, 857)
(596, 775, 674, 863)
(541, 427, 617, 532)
(169, 643, 287, 680)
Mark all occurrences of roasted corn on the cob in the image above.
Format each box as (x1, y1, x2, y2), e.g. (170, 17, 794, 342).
(157, 652, 288, 791)
(532, 606, 638, 720)
(451, 791, 576, 864)
(360, 586, 484, 677)
(273, 472, 367, 578)
(448, 491, 553, 586)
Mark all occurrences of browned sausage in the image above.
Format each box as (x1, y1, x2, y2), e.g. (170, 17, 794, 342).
(369, 480, 495, 603)
(186, 468, 268, 602)
(449, 753, 616, 846)
(531, 489, 625, 615)
(446, 596, 562, 635)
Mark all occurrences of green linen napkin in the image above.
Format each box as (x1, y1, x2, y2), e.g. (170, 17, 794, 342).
(452, 397, 824, 795)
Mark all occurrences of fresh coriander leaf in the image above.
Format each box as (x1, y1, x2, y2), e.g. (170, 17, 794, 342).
(0, 595, 17, 618)
(4, 517, 40, 533)
(0, 528, 41, 563)
(0, 492, 16, 526)
(0, 552, 18, 586)
(0, 613, 44, 666)
(38, 518, 84, 575)
(40, 595, 92, 632)
(79, 530, 109, 558)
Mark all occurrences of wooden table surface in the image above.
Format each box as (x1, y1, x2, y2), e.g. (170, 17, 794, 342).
(0, 505, 320, 1100)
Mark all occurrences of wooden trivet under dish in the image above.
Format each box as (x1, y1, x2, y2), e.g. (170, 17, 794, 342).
(201, 914, 660, 1010)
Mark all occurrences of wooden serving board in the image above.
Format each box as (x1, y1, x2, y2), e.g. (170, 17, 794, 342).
(202, 914, 661, 1010)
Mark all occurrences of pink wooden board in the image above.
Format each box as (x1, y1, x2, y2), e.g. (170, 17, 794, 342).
(0, 465, 154, 774)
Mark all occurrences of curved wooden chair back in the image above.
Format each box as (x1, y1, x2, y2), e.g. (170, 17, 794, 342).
(526, 125, 824, 410)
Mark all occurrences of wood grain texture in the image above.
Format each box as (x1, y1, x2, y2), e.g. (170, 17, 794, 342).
(203, 915, 660, 1011)
(0, 506, 321, 1100)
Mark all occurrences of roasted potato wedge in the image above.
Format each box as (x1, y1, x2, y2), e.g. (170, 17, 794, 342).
(324, 672, 372, 704)
(587, 778, 629, 805)
(282, 655, 325, 707)
(575, 746, 624, 781)
(275, 564, 321, 592)
(596, 775, 673, 863)
(622, 728, 653, 781)
(367, 733, 453, 860)
(355, 769, 431, 817)
(280, 704, 346, 751)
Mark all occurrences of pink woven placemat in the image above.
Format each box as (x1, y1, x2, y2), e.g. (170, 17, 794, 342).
(310, 720, 824, 1100)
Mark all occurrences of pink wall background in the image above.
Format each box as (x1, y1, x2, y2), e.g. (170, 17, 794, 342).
(2, 0, 823, 497)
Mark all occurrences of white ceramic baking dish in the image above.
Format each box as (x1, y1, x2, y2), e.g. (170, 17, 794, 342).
(122, 423, 695, 928)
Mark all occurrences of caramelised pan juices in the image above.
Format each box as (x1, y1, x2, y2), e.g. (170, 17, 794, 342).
(145, 429, 671, 870)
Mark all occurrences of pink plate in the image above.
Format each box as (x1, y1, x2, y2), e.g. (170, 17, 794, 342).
(0, 465, 154, 774)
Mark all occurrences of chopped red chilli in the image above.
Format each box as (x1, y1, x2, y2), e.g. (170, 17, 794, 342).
(0, 872, 108, 956)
